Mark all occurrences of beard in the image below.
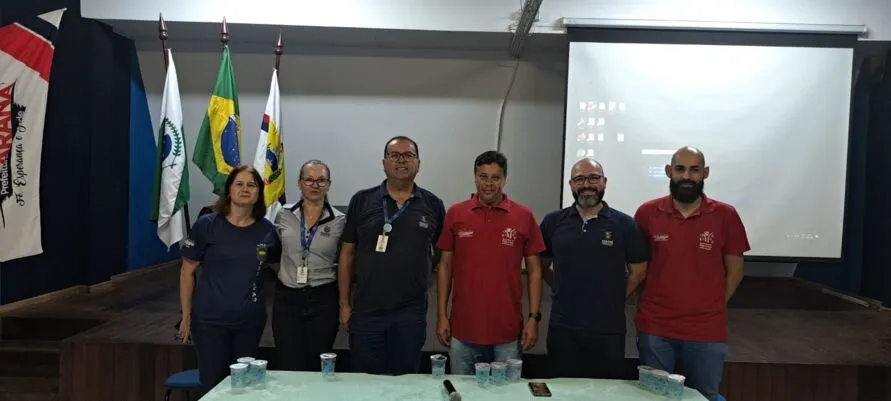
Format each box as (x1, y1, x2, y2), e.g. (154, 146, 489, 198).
(573, 187, 604, 208)
(670, 179, 704, 204)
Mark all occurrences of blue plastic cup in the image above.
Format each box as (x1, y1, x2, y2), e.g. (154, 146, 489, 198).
(490, 362, 507, 385)
(474, 363, 490, 386)
(666, 374, 686, 398)
(430, 354, 447, 378)
(651, 370, 669, 394)
(250, 360, 268, 388)
(236, 357, 255, 385)
(637, 365, 655, 390)
(320, 353, 337, 378)
(506, 359, 523, 382)
(229, 363, 249, 393)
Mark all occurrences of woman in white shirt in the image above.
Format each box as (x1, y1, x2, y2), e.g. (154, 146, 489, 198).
(272, 160, 345, 371)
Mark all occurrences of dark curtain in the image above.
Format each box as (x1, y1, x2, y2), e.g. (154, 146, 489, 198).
(796, 49, 891, 306)
(860, 51, 891, 305)
(0, 1, 132, 303)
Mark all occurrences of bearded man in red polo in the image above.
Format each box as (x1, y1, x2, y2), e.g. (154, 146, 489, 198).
(633, 146, 749, 401)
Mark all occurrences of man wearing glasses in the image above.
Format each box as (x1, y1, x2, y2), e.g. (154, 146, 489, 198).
(338, 136, 446, 375)
(539, 158, 649, 379)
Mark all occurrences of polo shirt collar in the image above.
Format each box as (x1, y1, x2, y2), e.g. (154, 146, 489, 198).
(470, 193, 513, 211)
(569, 200, 613, 220)
(289, 199, 336, 223)
(378, 179, 425, 200)
(657, 193, 716, 217)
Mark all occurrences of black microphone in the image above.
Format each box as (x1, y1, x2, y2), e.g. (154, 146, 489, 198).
(443, 379, 462, 401)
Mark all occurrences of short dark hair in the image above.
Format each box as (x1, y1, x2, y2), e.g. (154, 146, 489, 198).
(383, 136, 420, 158)
(299, 159, 331, 181)
(213, 164, 267, 221)
(474, 150, 507, 176)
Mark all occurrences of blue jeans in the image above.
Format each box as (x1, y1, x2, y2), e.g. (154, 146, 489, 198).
(449, 337, 522, 375)
(637, 333, 727, 401)
(348, 302, 427, 375)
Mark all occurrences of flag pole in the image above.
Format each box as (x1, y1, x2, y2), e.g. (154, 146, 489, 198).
(221, 17, 229, 47)
(274, 31, 283, 71)
(159, 13, 192, 234)
(274, 32, 286, 206)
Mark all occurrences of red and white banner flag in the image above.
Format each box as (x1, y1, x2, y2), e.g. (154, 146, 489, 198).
(0, 8, 66, 262)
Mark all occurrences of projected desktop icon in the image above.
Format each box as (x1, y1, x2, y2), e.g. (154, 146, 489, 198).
(587, 101, 598, 112)
(617, 133, 625, 142)
(599, 102, 606, 111)
(577, 118, 587, 129)
(597, 133, 605, 142)
(587, 149, 594, 157)
(576, 133, 587, 142)
(618, 103, 626, 113)
(579, 102, 587, 111)
(608, 101, 616, 112)
(597, 118, 605, 126)
(576, 149, 587, 158)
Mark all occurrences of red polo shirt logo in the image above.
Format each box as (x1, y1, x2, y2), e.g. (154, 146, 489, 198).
(634, 195, 750, 342)
(437, 194, 546, 345)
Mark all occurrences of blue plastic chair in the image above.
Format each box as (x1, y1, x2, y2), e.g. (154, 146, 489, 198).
(164, 369, 201, 401)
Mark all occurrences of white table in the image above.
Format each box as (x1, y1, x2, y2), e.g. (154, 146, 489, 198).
(199, 371, 708, 400)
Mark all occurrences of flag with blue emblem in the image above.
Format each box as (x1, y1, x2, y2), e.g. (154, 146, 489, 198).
(252, 68, 285, 221)
(151, 49, 189, 249)
(193, 46, 241, 196)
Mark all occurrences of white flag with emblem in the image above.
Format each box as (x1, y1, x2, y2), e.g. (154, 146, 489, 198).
(151, 49, 190, 249)
(252, 68, 285, 221)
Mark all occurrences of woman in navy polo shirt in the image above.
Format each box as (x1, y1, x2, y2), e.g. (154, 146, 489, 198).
(177, 165, 281, 393)
(272, 160, 345, 371)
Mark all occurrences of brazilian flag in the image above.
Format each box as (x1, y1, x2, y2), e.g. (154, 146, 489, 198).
(193, 46, 241, 196)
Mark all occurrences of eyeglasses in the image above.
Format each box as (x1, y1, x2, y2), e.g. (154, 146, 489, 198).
(386, 152, 418, 162)
(301, 178, 330, 188)
(570, 175, 603, 185)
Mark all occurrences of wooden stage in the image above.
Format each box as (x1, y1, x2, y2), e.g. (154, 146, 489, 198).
(1, 263, 890, 401)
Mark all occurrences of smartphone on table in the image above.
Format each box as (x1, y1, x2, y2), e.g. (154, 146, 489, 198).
(529, 382, 552, 397)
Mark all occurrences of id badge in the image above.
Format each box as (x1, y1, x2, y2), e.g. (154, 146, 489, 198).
(256, 243, 268, 262)
(296, 266, 308, 284)
(375, 234, 389, 253)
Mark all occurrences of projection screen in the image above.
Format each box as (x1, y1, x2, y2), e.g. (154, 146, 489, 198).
(562, 28, 857, 261)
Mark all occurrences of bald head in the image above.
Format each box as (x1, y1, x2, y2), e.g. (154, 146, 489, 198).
(571, 158, 604, 178)
(670, 146, 705, 167)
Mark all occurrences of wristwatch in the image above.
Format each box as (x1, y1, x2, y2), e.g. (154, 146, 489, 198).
(528, 312, 542, 322)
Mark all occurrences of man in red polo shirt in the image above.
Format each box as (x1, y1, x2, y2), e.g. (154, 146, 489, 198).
(634, 146, 749, 401)
(435, 150, 545, 375)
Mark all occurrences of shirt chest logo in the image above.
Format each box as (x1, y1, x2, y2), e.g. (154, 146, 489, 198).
(601, 231, 614, 247)
(698, 231, 715, 251)
(501, 227, 518, 246)
(419, 215, 430, 229)
(457, 228, 474, 238)
(652, 234, 669, 242)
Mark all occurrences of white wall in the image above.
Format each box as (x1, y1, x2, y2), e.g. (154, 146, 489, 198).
(137, 50, 566, 219)
(137, 48, 794, 276)
(88, 0, 891, 40)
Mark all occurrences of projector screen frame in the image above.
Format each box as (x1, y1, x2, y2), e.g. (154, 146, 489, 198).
(559, 26, 861, 264)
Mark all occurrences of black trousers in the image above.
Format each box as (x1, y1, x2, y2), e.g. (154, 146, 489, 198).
(191, 316, 266, 394)
(271, 281, 340, 371)
(547, 324, 626, 379)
